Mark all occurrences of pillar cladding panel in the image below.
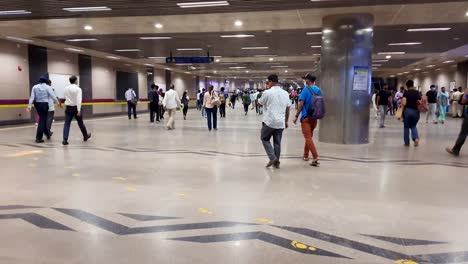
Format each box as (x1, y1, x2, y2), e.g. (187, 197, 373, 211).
(319, 13, 373, 144)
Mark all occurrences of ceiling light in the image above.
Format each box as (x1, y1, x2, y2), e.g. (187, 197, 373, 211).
(0, 10, 31, 15)
(306, 32, 322, 35)
(145, 64, 153, 67)
(115, 49, 141, 52)
(311, 45, 322, 48)
(220, 34, 254, 38)
(443, 60, 454, 63)
(414, 68, 421, 71)
(436, 68, 441, 71)
(378, 52, 405, 55)
(407, 27, 451, 32)
(271, 66, 289, 68)
(397, 73, 403, 76)
(5, 36, 33, 43)
(155, 23, 163, 29)
(372, 60, 388, 63)
(426, 65, 435, 67)
(139, 36, 172, 40)
(106, 56, 120, 60)
(322, 29, 333, 34)
(234, 20, 243, 26)
(177, 1, 229, 8)
(385, 55, 392, 59)
(165, 68, 171, 70)
(389, 75, 395, 77)
(466, 11, 468, 16)
(148, 57, 166, 59)
(64, 48, 83, 52)
(403, 71, 410, 74)
(215, 59, 220, 62)
(175, 63, 193, 66)
(242, 47, 268, 50)
(214, 71, 217, 73)
(422, 71, 429, 74)
(285, 70, 289, 73)
(66, 38, 97, 42)
(388, 42, 422, 46)
(245, 70, 249, 73)
(84, 25, 93, 31)
(63, 6, 112, 12)
(177, 48, 203, 51)
(254, 55, 277, 57)
(265, 30, 272, 33)
(213, 56, 222, 58)
(269, 58, 274, 61)
(229, 67, 246, 69)
(185, 72, 191, 74)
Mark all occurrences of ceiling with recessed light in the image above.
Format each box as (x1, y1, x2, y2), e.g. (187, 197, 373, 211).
(0, 0, 467, 79)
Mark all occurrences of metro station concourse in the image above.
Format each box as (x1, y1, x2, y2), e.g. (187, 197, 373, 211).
(0, 1, 468, 264)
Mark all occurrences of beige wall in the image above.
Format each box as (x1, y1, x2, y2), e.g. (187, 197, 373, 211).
(48, 49, 78, 76)
(171, 72, 197, 98)
(398, 66, 457, 94)
(0, 40, 30, 122)
(153, 68, 165, 91)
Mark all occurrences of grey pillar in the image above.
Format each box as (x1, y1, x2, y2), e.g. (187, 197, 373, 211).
(319, 13, 374, 144)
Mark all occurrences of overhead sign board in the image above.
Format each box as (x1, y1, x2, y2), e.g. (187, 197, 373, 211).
(166, 57, 214, 64)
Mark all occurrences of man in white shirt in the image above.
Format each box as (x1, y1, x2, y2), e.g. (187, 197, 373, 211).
(62, 75, 91, 146)
(163, 84, 181, 130)
(258, 74, 291, 169)
(452, 87, 464, 118)
(125, 88, 138, 120)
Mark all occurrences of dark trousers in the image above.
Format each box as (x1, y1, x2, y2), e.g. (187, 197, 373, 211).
(206, 107, 218, 130)
(149, 102, 158, 122)
(183, 104, 189, 118)
(243, 104, 249, 114)
(63, 106, 89, 141)
(231, 100, 236, 109)
(403, 108, 420, 145)
(127, 101, 137, 119)
(220, 103, 226, 118)
(453, 115, 468, 154)
(34, 102, 50, 141)
(261, 123, 284, 162)
(159, 105, 165, 120)
(47, 111, 54, 132)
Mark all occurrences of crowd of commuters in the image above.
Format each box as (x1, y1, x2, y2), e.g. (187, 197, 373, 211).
(25, 72, 468, 164)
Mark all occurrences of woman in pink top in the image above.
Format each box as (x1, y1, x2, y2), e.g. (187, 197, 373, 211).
(204, 85, 219, 131)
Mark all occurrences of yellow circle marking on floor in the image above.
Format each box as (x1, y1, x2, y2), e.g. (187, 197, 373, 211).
(177, 193, 187, 197)
(254, 218, 272, 223)
(395, 260, 418, 264)
(126, 187, 137, 192)
(308, 246, 316, 251)
(291, 240, 312, 250)
(72, 173, 81, 177)
(112, 177, 126, 181)
(198, 208, 213, 214)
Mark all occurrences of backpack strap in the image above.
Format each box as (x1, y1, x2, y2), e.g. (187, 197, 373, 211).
(306, 86, 320, 96)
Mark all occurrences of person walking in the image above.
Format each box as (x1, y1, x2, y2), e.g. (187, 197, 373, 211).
(242, 90, 251, 116)
(125, 87, 138, 120)
(27, 73, 61, 143)
(293, 73, 323, 167)
(376, 83, 390, 128)
(258, 74, 291, 169)
(230, 92, 237, 109)
(204, 85, 219, 131)
(62, 76, 91, 146)
(181, 90, 190, 120)
(437, 86, 449, 124)
(371, 90, 379, 119)
(257, 89, 264, 115)
(426, 85, 438, 123)
(219, 87, 227, 118)
(401, 80, 421, 147)
(158, 89, 165, 121)
(446, 88, 468, 156)
(162, 84, 181, 130)
(148, 84, 160, 123)
(451, 87, 464, 118)
(46, 79, 59, 136)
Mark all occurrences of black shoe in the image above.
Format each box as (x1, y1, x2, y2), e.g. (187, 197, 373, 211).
(310, 160, 320, 167)
(84, 133, 92, 142)
(62, 140, 69, 146)
(47, 131, 54, 140)
(266, 160, 275, 168)
(273, 161, 281, 169)
(35, 139, 45, 143)
(446, 148, 460, 157)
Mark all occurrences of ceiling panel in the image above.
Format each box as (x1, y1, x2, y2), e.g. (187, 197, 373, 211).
(0, 0, 466, 20)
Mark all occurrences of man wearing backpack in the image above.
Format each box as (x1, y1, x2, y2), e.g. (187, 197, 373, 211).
(293, 73, 324, 167)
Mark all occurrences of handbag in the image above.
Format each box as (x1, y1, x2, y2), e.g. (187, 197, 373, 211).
(395, 106, 404, 119)
(417, 98, 428, 113)
(211, 92, 221, 107)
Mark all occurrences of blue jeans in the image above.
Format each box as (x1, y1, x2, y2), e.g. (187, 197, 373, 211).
(205, 106, 217, 130)
(403, 108, 420, 145)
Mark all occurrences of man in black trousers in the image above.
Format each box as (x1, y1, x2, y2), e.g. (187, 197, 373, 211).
(62, 76, 91, 146)
(148, 84, 160, 123)
(447, 88, 468, 156)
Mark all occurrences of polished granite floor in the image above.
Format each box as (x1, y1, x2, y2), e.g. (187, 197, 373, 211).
(0, 106, 467, 264)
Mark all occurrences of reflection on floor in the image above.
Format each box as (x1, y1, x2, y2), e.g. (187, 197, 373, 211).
(0, 107, 467, 264)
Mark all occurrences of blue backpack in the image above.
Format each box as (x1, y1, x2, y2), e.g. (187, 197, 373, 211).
(306, 86, 325, 120)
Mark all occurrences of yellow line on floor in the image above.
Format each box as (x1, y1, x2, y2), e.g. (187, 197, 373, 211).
(5, 150, 43, 157)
